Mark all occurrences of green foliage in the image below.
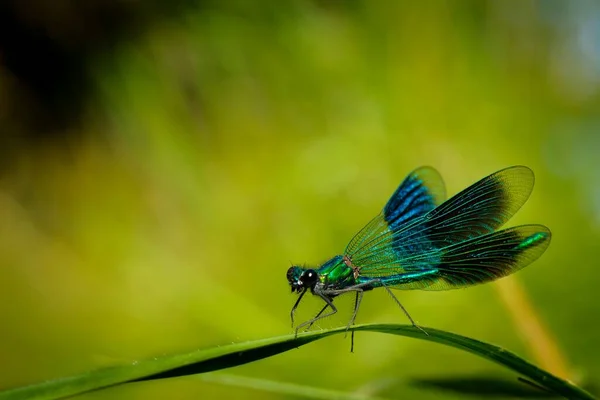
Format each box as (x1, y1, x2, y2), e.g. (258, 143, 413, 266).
(1, 2, 600, 399)
(0, 325, 593, 400)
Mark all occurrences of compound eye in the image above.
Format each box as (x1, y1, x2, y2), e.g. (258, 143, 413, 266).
(286, 266, 295, 282)
(302, 269, 318, 286)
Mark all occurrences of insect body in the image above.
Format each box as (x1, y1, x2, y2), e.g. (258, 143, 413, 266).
(286, 166, 551, 349)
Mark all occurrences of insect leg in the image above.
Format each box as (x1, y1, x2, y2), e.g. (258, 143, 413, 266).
(294, 293, 337, 336)
(306, 303, 330, 331)
(323, 284, 371, 352)
(350, 290, 364, 353)
(377, 279, 428, 336)
(323, 281, 374, 331)
(290, 289, 307, 328)
(348, 290, 364, 330)
(326, 280, 428, 338)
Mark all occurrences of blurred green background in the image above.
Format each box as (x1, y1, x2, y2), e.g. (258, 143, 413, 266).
(1, 1, 600, 399)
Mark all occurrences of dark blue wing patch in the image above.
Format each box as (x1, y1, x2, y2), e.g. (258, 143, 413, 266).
(383, 166, 446, 231)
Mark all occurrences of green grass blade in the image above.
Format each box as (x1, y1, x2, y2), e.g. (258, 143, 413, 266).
(197, 373, 391, 400)
(0, 324, 594, 400)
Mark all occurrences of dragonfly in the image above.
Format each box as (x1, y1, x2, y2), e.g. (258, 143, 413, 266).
(286, 166, 551, 350)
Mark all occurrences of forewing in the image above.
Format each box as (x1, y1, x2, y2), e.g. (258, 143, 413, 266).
(422, 165, 535, 242)
(383, 166, 446, 231)
(350, 166, 536, 276)
(345, 166, 445, 257)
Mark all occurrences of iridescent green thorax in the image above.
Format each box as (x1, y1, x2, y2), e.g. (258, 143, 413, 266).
(316, 255, 356, 289)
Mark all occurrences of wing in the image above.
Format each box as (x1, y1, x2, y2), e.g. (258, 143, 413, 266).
(348, 166, 536, 277)
(385, 225, 551, 290)
(345, 166, 446, 257)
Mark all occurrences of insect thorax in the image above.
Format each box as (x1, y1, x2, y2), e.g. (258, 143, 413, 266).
(317, 255, 356, 289)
